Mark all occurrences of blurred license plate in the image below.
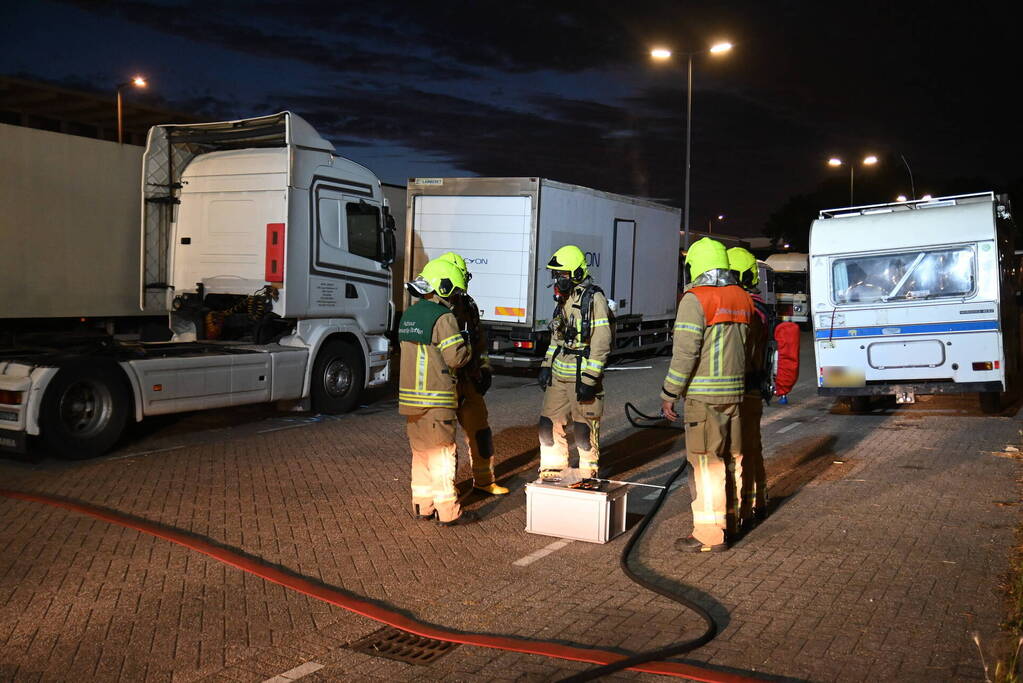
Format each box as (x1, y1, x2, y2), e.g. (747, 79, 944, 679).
(821, 366, 865, 387)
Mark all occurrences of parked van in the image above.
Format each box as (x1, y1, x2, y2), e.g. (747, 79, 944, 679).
(809, 192, 1018, 413)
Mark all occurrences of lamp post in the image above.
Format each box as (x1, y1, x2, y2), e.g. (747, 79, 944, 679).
(116, 75, 147, 144)
(707, 214, 725, 234)
(651, 41, 732, 249)
(899, 153, 916, 200)
(827, 154, 877, 205)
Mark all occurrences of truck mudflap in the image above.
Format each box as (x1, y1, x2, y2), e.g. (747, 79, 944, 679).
(0, 429, 27, 454)
(818, 380, 1004, 397)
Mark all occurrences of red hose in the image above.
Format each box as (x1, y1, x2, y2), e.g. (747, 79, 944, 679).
(0, 488, 759, 682)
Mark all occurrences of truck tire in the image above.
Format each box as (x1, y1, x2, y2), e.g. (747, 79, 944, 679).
(39, 363, 130, 460)
(979, 391, 1002, 414)
(311, 339, 364, 414)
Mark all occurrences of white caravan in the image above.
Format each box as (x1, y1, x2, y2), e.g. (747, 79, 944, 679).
(404, 177, 680, 366)
(764, 252, 809, 326)
(0, 112, 396, 458)
(809, 192, 1018, 412)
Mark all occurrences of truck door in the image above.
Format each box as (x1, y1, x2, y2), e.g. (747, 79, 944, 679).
(612, 219, 635, 315)
(309, 179, 390, 333)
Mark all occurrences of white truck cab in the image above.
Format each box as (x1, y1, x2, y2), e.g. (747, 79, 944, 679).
(809, 192, 1018, 412)
(0, 112, 396, 458)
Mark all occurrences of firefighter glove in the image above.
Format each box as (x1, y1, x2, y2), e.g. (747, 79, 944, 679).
(478, 368, 493, 395)
(576, 382, 598, 402)
(537, 366, 551, 391)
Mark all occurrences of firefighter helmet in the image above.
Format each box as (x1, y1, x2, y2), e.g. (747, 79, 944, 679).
(419, 258, 467, 298)
(685, 237, 730, 281)
(438, 252, 472, 283)
(546, 244, 589, 283)
(727, 247, 759, 287)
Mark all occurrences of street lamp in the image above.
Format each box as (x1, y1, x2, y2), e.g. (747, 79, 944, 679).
(651, 41, 733, 249)
(707, 214, 725, 234)
(827, 154, 877, 205)
(116, 75, 147, 144)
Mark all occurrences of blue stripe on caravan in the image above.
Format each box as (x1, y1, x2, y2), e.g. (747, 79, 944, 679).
(815, 319, 999, 339)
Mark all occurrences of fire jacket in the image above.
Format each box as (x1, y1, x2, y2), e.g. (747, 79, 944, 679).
(541, 282, 612, 387)
(450, 293, 491, 383)
(398, 297, 471, 417)
(661, 284, 753, 405)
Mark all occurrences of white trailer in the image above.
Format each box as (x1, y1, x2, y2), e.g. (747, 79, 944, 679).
(0, 112, 396, 458)
(809, 192, 1019, 413)
(764, 252, 809, 326)
(404, 177, 680, 366)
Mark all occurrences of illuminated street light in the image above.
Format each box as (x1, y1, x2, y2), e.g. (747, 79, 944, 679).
(650, 40, 733, 249)
(922, 194, 933, 201)
(896, 195, 908, 202)
(116, 75, 147, 144)
(707, 213, 725, 234)
(827, 154, 879, 205)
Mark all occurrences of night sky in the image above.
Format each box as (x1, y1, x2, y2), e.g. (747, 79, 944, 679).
(3, 1, 1020, 238)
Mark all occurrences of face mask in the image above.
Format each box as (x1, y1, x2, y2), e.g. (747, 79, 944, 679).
(554, 276, 573, 298)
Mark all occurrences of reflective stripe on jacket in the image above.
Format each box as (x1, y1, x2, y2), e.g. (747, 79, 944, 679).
(661, 284, 753, 404)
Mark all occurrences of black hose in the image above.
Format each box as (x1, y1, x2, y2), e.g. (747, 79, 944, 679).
(624, 401, 683, 430)
(558, 457, 720, 681)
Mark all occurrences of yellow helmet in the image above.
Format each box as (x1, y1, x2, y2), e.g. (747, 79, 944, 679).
(438, 252, 471, 284)
(546, 244, 589, 283)
(685, 237, 729, 281)
(727, 247, 759, 287)
(419, 258, 467, 298)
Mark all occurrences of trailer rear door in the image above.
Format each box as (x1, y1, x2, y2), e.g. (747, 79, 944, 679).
(411, 195, 532, 324)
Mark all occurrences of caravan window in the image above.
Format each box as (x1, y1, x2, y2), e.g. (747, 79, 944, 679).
(832, 246, 975, 305)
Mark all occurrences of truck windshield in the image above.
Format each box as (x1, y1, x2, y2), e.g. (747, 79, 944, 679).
(832, 246, 975, 305)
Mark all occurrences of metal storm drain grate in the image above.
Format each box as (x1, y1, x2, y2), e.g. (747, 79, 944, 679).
(345, 626, 459, 665)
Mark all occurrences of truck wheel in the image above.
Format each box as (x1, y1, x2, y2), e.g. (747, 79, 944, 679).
(311, 339, 364, 414)
(979, 391, 1002, 414)
(39, 363, 130, 460)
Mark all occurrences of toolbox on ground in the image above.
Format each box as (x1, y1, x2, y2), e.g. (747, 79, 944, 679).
(524, 469, 629, 543)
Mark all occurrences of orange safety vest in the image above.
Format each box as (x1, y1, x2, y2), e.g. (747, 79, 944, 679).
(688, 285, 754, 326)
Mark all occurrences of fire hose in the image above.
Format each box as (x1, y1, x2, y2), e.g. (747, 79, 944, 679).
(1, 475, 749, 682)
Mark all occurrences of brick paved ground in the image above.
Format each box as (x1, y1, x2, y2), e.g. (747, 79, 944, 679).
(1, 333, 1020, 682)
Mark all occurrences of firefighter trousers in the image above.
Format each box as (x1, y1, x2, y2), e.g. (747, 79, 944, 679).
(683, 398, 742, 546)
(407, 412, 461, 523)
(539, 379, 604, 473)
(456, 380, 496, 488)
(738, 393, 767, 521)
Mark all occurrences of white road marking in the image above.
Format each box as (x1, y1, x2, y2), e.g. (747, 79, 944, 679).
(257, 423, 311, 434)
(104, 444, 185, 461)
(513, 539, 574, 566)
(777, 422, 801, 434)
(263, 662, 324, 682)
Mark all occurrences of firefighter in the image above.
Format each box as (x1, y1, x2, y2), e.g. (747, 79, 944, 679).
(537, 245, 612, 480)
(437, 251, 509, 495)
(727, 246, 771, 527)
(398, 258, 477, 526)
(660, 238, 754, 552)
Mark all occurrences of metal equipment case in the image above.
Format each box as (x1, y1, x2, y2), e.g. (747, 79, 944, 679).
(525, 475, 629, 544)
